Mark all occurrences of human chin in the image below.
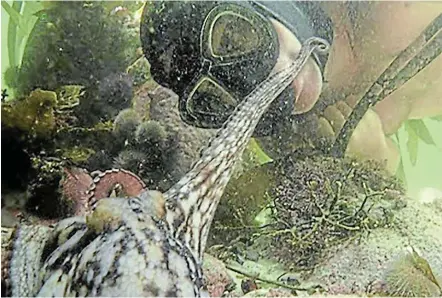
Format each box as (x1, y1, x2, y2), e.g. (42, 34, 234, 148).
(270, 19, 324, 115)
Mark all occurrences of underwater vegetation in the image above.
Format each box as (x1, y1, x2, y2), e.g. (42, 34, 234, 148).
(0, 1, 154, 221)
(5, 2, 139, 96)
(209, 153, 405, 270)
(394, 118, 442, 186)
(1, 2, 441, 297)
(366, 247, 442, 297)
(1, 89, 57, 137)
(382, 247, 441, 297)
(265, 156, 402, 268)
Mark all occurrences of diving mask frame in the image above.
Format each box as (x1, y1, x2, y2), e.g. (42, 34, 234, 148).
(141, 1, 332, 136)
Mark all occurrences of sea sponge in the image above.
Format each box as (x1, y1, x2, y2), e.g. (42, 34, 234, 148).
(113, 149, 148, 173)
(113, 108, 140, 142)
(134, 120, 167, 147)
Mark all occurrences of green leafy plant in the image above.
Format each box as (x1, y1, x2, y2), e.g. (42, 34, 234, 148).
(2, 1, 145, 97)
(394, 118, 441, 186)
(1, 1, 44, 95)
(2, 1, 45, 66)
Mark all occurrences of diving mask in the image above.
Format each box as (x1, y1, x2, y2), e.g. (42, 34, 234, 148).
(141, 1, 332, 136)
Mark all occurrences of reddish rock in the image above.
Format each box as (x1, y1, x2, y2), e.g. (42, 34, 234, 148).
(203, 254, 234, 297)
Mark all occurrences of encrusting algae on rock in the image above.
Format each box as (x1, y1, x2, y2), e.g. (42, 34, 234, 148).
(1, 89, 57, 138)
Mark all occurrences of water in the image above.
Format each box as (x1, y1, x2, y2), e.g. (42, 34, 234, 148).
(1, 1, 441, 297)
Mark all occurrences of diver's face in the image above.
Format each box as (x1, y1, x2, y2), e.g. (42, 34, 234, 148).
(270, 19, 324, 115)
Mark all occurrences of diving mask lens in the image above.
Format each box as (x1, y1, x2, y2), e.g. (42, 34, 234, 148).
(181, 3, 279, 127)
(186, 76, 237, 124)
(206, 10, 261, 58)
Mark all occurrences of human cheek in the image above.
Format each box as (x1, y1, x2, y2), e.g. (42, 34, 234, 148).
(407, 54, 442, 119)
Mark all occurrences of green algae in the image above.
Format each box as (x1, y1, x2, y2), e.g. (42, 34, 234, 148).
(126, 57, 151, 87)
(60, 146, 96, 164)
(209, 153, 406, 271)
(1, 89, 57, 137)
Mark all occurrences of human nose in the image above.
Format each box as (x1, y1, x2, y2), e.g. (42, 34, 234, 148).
(270, 19, 325, 115)
(291, 58, 323, 114)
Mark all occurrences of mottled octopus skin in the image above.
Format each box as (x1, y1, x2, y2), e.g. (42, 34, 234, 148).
(9, 192, 201, 297)
(3, 37, 328, 297)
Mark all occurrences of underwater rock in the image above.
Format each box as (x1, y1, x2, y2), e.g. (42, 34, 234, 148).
(120, 81, 258, 191)
(110, 81, 218, 190)
(203, 254, 234, 297)
(148, 84, 216, 181)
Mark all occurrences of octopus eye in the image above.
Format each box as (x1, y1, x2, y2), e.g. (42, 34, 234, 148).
(128, 197, 143, 214)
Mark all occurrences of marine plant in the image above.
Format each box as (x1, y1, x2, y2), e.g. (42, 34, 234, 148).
(1, 1, 44, 96)
(371, 246, 442, 297)
(394, 118, 441, 187)
(209, 154, 405, 271)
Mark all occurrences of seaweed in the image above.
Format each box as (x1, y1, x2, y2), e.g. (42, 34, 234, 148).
(1, 89, 58, 138)
(13, 2, 137, 96)
(208, 153, 406, 272)
(260, 155, 404, 270)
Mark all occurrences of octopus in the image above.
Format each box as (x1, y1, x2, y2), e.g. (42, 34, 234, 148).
(1, 37, 329, 297)
(61, 167, 147, 216)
